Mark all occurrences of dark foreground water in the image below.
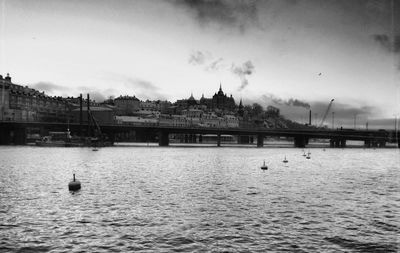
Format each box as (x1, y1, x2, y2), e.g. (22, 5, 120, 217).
(0, 145, 399, 252)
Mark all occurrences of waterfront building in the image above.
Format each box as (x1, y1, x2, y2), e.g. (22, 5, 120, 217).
(0, 73, 71, 122)
(159, 114, 189, 127)
(115, 115, 158, 125)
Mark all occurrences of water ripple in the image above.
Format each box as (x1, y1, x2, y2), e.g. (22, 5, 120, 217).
(0, 146, 399, 252)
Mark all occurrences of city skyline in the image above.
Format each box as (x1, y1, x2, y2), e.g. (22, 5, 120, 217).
(1, 0, 399, 128)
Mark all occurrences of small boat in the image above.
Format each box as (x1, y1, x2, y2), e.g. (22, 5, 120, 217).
(35, 130, 84, 147)
(92, 148, 99, 151)
(260, 160, 268, 170)
(283, 156, 288, 163)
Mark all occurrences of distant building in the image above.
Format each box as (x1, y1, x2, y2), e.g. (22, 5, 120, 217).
(200, 84, 236, 112)
(114, 95, 140, 115)
(266, 106, 280, 117)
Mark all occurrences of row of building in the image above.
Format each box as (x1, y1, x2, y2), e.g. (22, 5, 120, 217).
(0, 74, 71, 122)
(0, 73, 285, 129)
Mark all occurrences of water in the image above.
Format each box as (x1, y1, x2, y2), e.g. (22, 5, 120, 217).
(0, 145, 399, 252)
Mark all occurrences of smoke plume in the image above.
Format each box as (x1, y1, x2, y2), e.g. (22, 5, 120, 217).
(231, 60, 255, 91)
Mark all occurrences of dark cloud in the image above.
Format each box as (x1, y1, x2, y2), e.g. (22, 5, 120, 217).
(188, 50, 207, 65)
(231, 60, 255, 91)
(261, 94, 310, 109)
(31, 82, 67, 93)
(373, 34, 400, 52)
(173, 0, 259, 32)
(257, 94, 383, 127)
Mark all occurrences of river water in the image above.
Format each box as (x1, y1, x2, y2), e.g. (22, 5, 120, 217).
(0, 145, 399, 252)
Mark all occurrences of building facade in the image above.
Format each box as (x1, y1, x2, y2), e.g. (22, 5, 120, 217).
(0, 74, 71, 122)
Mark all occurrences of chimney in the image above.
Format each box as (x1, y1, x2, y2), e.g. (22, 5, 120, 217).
(309, 110, 312, 125)
(4, 73, 11, 82)
(79, 94, 83, 138)
(87, 94, 91, 137)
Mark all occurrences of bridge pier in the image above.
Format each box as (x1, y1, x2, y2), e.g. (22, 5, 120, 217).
(294, 136, 307, 148)
(217, 133, 221, 147)
(199, 134, 202, 143)
(0, 126, 12, 145)
(13, 128, 27, 145)
(108, 132, 115, 145)
(158, 131, 169, 146)
(330, 139, 346, 148)
(257, 134, 264, 147)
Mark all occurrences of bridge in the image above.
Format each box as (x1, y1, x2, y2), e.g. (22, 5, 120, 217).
(1, 121, 399, 148)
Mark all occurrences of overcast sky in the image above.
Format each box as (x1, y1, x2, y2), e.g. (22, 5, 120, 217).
(1, 0, 399, 128)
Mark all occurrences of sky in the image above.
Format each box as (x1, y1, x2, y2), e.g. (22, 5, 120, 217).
(1, 0, 400, 129)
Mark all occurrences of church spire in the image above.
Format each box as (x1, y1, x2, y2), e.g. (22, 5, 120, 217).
(218, 82, 224, 95)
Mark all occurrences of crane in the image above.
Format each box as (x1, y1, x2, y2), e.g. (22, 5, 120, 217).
(319, 99, 334, 128)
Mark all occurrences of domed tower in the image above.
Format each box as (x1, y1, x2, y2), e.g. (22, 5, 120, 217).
(187, 93, 197, 107)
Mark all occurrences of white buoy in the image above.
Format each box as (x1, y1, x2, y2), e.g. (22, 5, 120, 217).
(68, 174, 81, 191)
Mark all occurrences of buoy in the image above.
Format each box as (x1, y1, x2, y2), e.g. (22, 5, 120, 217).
(68, 174, 81, 191)
(260, 160, 268, 170)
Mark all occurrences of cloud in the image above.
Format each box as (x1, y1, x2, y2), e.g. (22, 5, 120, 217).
(231, 60, 255, 91)
(188, 50, 207, 65)
(30, 81, 68, 93)
(172, 0, 259, 32)
(205, 57, 224, 71)
(77, 86, 118, 102)
(123, 78, 167, 100)
(188, 50, 226, 72)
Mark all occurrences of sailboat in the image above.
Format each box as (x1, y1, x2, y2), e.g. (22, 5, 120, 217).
(260, 160, 268, 170)
(306, 151, 311, 159)
(283, 156, 288, 163)
(302, 150, 306, 157)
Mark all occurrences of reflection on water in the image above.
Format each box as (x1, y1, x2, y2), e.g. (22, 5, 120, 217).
(0, 146, 399, 252)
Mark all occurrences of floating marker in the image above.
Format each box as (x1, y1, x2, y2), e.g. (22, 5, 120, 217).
(68, 174, 81, 191)
(260, 160, 268, 170)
